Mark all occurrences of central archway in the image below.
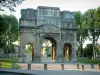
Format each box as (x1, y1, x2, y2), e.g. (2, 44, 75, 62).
(41, 37, 56, 62)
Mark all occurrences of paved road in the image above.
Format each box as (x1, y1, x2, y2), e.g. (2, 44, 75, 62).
(0, 69, 100, 75)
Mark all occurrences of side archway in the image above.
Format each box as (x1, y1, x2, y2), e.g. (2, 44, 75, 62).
(23, 43, 34, 62)
(63, 43, 72, 62)
(27, 43, 34, 61)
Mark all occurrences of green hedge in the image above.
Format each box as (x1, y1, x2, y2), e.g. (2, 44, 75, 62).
(0, 58, 19, 68)
(0, 58, 18, 63)
(78, 58, 100, 64)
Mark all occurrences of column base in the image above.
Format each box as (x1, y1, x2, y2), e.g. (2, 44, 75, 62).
(33, 56, 41, 63)
(56, 56, 65, 63)
(70, 58, 77, 63)
(19, 57, 26, 63)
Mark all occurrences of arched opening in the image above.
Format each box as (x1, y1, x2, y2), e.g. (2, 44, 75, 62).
(41, 37, 56, 62)
(24, 43, 34, 62)
(63, 43, 72, 62)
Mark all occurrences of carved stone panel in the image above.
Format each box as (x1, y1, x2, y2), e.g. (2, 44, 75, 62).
(20, 20, 36, 27)
(38, 25, 60, 33)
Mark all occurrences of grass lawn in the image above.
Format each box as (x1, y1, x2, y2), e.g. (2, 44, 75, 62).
(0, 58, 19, 68)
(77, 58, 100, 64)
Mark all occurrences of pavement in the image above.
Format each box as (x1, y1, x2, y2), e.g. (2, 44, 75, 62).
(17, 63, 99, 71)
(1, 57, 100, 75)
(17, 57, 98, 70)
(0, 68, 100, 75)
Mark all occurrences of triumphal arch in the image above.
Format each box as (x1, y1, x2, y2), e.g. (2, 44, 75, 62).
(19, 6, 77, 63)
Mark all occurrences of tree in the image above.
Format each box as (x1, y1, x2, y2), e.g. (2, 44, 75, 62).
(0, 14, 19, 55)
(74, 11, 88, 57)
(4, 44, 15, 57)
(0, 15, 9, 48)
(0, 0, 24, 12)
(94, 6, 100, 39)
(83, 8, 100, 58)
(84, 44, 93, 59)
(6, 15, 19, 44)
(74, 11, 82, 57)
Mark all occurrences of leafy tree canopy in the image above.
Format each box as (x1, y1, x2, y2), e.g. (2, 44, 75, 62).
(0, 14, 19, 48)
(74, 11, 82, 26)
(0, 0, 24, 12)
(84, 44, 93, 58)
(74, 11, 88, 42)
(76, 7, 100, 58)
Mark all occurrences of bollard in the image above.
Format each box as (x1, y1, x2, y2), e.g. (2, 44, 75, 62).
(61, 64, 64, 70)
(76, 64, 79, 69)
(97, 64, 100, 70)
(91, 64, 94, 69)
(28, 63, 31, 70)
(44, 64, 47, 70)
(81, 65, 84, 70)
(12, 63, 16, 69)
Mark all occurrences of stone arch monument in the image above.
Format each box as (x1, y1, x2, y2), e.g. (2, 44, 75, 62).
(19, 6, 77, 63)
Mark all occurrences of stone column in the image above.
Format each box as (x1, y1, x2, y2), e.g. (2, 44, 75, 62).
(19, 32, 24, 57)
(19, 32, 26, 62)
(56, 40, 63, 62)
(19, 43, 26, 62)
(71, 34, 77, 62)
(34, 33, 41, 62)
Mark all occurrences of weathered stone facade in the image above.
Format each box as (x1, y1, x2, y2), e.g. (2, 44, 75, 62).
(19, 6, 77, 62)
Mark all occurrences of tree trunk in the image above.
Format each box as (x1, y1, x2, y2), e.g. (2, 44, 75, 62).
(80, 36, 83, 57)
(93, 33, 96, 58)
(7, 47, 9, 58)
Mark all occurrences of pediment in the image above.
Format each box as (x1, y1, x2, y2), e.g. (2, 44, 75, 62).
(37, 24, 60, 33)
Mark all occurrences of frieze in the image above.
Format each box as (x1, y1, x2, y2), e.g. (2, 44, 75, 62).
(20, 20, 36, 27)
(37, 24, 60, 33)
